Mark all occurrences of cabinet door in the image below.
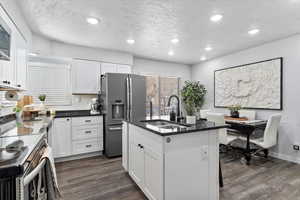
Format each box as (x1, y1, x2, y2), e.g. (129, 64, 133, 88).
(129, 142, 145, 188)
(122, 122, 128, 171)
(101, 62, 117, 74)
(52, 118, 72, 158)
(144, 148, 163, 200)
(117, 64, 131, 74)
(14, 28, 27, 90)
(72, 59, 101, 94)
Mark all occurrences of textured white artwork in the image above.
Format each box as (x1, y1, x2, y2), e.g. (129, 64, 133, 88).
(215, 58, 282, 109)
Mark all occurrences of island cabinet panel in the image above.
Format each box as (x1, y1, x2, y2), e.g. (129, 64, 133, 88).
(164, 132, 213, 200)
(128, 124, 164, 200)
(122, 122, 129, 171)
(144, 148, 163, 200)
(125, 123, 220, 200)
(130, 142, 145, 187)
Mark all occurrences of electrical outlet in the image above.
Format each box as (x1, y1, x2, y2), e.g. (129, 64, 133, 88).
(293, 145, 300, 151)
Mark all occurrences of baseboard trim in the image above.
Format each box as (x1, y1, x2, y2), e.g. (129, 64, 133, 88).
(270, 152, 300, 164)
(55, 151, 103, 163)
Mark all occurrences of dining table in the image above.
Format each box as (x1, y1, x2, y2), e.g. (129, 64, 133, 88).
(224, 117, 268, 165)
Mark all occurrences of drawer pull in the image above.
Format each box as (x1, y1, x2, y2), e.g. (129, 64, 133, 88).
(85, 131, 92, 134)
(86, 144, 92, 148)
(109, 127, 122, 131)
(85, 120, 92, 123)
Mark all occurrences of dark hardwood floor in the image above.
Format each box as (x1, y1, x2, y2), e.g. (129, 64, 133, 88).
(56, 154, 300, 200)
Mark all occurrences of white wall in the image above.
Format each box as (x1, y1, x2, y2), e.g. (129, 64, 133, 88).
(133, 57, 192, 82)
(192, 34, 300, 163)
(29, 34, 192, 110)
(32, 34, 133, 65)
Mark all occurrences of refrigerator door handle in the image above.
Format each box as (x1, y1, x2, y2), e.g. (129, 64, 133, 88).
(126, 76, 130, 120)
(129, 76, 133, 121)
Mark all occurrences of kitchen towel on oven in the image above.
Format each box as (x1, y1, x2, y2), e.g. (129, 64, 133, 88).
(40, 145, 61, 200)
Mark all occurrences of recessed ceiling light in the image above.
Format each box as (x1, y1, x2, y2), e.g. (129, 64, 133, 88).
(168, 50, 174, 56)
(200, 56, 207, 61)
(171, 38, 179, 44)
(210, 14, 223, 22)
(86, 17, 99, 25)
(127, 39, 135, 44)
(205, 46, 212, 51)
(248, 28, 260, 35)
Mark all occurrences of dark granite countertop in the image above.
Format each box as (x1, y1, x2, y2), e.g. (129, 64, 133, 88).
(0, 116, 53, 178)
(54, 110, 103, 118)
(125, 118, 229, 136)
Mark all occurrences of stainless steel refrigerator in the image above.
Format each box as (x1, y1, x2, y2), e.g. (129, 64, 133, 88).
(100, 73, 146, 157)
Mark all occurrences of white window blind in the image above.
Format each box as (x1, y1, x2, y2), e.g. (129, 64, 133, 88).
(27, 62, 72, 106)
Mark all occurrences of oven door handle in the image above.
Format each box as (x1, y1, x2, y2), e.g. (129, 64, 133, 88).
(23, 159, 47, 186)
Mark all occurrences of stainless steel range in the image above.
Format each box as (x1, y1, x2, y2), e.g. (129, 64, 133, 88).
(100, 73, 146, 157)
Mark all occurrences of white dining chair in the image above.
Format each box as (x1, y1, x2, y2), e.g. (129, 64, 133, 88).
(200, 109, 211, 119)
(239, 113, 282, 156)
(206, 113, 238, 145)
(239, 110, 256, 120)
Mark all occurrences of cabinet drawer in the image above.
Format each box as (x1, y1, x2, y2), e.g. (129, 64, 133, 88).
(72, 139, 102, 155)
(72, 126, 102, 140)
(72, 116, 102, 126)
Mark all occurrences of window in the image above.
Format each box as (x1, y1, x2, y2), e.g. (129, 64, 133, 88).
(146, 76, 180, 117)
(27, 63, 72, 106)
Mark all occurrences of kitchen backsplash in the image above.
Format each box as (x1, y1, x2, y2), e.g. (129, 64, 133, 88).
(0, 91, 96, 117)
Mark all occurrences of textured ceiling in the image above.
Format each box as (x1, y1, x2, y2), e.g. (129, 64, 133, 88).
(18, 0, 300, 64)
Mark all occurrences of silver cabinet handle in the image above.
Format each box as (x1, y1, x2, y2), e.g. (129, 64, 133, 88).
(109, 127, 122, 131)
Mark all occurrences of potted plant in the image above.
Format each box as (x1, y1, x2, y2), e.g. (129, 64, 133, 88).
(38, 94, 46, 103)
(228, 104, 242, 118)
(181, 81, 207, 124)
(38, 94, 47, 114)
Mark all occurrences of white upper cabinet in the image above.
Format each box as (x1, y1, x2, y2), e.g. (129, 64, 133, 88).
(72, 59, 101, 94)
(101, 62, 132, 75)
(0, 5, 28, 90)
(117, 64, 132, 74)
(101, 62, 117, 74)
(14, 30, 27, 90)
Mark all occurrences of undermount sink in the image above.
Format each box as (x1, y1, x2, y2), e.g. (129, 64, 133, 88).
(141, 120, 189, 129)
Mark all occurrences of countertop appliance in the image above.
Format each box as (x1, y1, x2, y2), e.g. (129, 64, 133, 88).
(100, 73, 146, 157)
(90, 98, 101, 114)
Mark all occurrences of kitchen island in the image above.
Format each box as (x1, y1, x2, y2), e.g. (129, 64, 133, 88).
(122, 119, 228, 200)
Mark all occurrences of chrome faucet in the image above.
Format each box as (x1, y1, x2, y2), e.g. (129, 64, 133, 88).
(167, 95, 180, 118)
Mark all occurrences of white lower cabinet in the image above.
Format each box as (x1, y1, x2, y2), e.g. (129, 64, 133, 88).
(125, 123, 219, 200)
(71, 116, 103, 155)
(52, 118, 72, 158)
(52, 116, 103, 159)
(128, 124, 164, 200)
(144, 148, 163, 200)
(72, 139, 102, 155)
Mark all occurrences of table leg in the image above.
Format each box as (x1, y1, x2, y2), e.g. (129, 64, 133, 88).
(245, 131, 251, 165)
(219, 160, 223, 188)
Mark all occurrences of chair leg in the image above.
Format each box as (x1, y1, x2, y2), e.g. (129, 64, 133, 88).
(263, 149, 269, 158)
